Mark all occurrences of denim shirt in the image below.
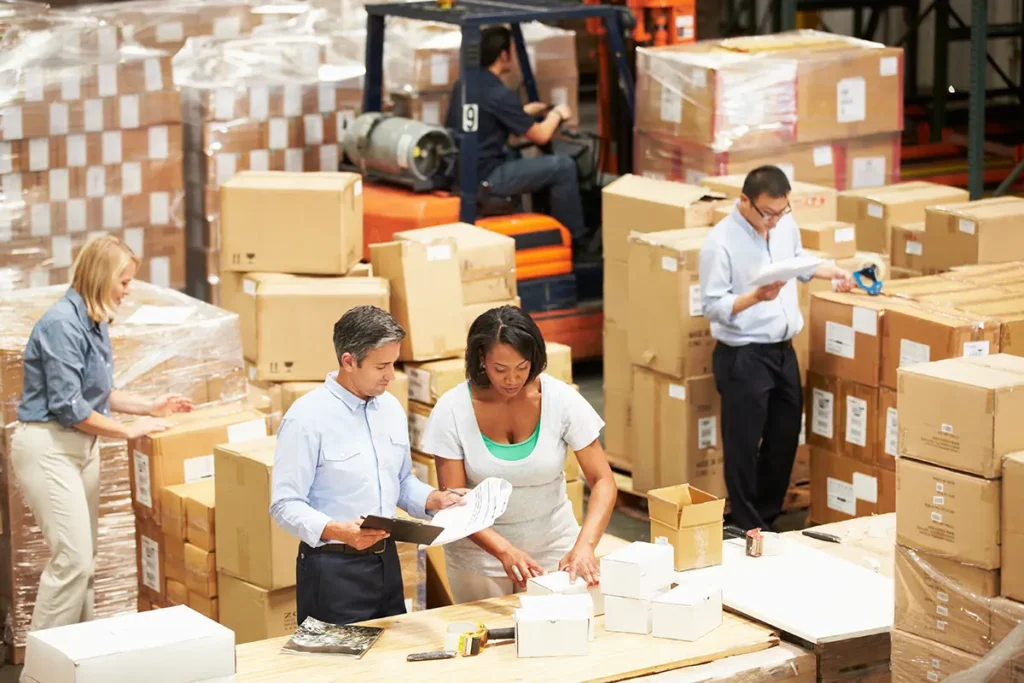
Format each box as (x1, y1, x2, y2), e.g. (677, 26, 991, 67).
(17, 288, 114, 428)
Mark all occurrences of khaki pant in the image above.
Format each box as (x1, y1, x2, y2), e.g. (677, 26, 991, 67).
(10, 422, 99, 631)
(447, 566, 526, 604)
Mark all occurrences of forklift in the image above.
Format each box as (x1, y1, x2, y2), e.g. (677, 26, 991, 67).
(341, 0, 637, 359)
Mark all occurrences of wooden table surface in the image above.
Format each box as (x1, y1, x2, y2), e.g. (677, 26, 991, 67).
(233, 596, 779, 683)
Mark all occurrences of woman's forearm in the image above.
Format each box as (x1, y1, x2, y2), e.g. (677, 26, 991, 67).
(575, 475, 616, 549)
(467, 527, 515, 559)
(74, 411, 131, 440)
(109, 390, 151, 416)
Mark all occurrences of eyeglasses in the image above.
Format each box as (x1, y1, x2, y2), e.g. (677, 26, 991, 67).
(749, 200, 792, 223)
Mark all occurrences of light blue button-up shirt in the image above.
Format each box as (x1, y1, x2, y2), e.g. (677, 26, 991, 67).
(699, 206, 816, 347)
(269, 372, 433, 548)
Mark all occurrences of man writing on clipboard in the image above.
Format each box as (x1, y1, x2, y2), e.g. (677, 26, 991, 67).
(270, 306, 466, 626)
(699, 166, 854, 534)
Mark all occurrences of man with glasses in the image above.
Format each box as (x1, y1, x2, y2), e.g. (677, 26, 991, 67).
(699, 166, 853, 533)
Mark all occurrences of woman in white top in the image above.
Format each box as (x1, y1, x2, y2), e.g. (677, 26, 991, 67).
(419, 306, 618, 603)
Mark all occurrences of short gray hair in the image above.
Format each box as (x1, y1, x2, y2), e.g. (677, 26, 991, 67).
(333, 305, 406, 365)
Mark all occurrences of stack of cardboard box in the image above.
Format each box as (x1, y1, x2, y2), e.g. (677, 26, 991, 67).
(892, 354, 1024, 681)
(0, 15, 185, 290)
(600, 175, 721, 474)
(633, 31, 903, 190)
(921, 196, 1024, 275)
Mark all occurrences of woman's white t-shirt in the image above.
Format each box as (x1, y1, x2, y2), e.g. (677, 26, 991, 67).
(419, 373, 605, 577)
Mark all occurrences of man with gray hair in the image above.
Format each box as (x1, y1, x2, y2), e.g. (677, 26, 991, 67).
(270, 305, 465, 626)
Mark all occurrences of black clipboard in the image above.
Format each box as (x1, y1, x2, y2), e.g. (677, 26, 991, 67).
(360, 515, 444, 545)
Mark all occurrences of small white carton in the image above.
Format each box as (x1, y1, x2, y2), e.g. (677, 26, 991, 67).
(599, 540, 674, 599)
(652, 582, 723, 641)
(604, 591, 668, 635)
(22, 605, 235, 683)
(526, 570, 605, 616)
(514, 594, 593, 658)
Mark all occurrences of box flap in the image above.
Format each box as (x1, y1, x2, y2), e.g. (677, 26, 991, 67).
(215, 437, 277, 467)
(257, 276, 389, 298)
(899, 356, 1024, 390)
(604, 175, 722, 207)
(647, 484, 725, 529)
(223, 170, 359, 192)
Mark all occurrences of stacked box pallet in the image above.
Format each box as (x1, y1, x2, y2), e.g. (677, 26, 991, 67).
(0, 14, 185, 291)
(389, 21, 579, 128)
(175, 34, 366, 304)
(0, 281, 247, 661)
(600, 174, 720, 474)
(633, 30, 904, 191)
(891, 353, 1024, 682)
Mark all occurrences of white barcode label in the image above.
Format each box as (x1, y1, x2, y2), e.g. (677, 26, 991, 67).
(698, 416, 717, 449)
(243, 279, 257, 296)
(215, 88, 235, 120)
(304, 115, 324, 145)
(900, 339, 930, 367)
(837, 77, 866, 123)
(141, 535, 161, 592)
(67, 135, 86, 167)
(661, 255, 678, 272)
(184, 455, 215, 483)
(936, 605, 949, 617)
(880, 56, 899, 76)
(813, 146, 833, 167)
(906, 240, 923, 256)
(427, 244, 452, 261)
(928, 672, 939, 682)
(318, 84, 336, 113)
(149, 126, 169, 160)
(227, 418, 268, 443)
(937, 591, 949, 603)
(867, 203, 883, 219)
(120, 95, 140, 129)
(853, 472, 878, 503)
(834, 227, 855, 244)
(936, 483, 945, 493)
(430, 54, 450, 86)
(812, 389, 834, 439)
(799, 413, 806, 446)
(150, 192, 170, 225)
(885, 407, 898, 457)
(144, 58, 163, 91)
(284, 85, 302, 117)
(852, 307, 878, 336)
(959, 219, 976, 235)
(49, 103, 68, 135)
(825, 322, 855, 359)
(845, 396, 867, 447)
(941, 424, 953, 435)
(689, 285, 702, 318)
(936, 620, 947, 632)
(933, 495, 944, 506)
(133, 451, 152, 508)
(269, 118, 288, 150)
(669, 384, 686, 400)
(963, 341, 990, 357)
(827, 478, 856, 516)
(931, 511, 943, 523)
(407, 368, 431, 404)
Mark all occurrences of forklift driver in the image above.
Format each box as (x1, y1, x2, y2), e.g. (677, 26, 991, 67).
(446, 26, 589, 254)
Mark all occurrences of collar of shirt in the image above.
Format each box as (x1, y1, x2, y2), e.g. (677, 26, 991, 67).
(324, 372, 379, 413)
(731, 207, 768, 244)
(64, 287, 101, 332)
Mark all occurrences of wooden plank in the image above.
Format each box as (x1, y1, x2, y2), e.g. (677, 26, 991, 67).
(233, 596, 779, 683)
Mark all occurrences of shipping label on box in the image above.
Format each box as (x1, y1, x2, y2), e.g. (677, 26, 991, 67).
(809, 447, 889, 524)
(809, 291, 886, 387)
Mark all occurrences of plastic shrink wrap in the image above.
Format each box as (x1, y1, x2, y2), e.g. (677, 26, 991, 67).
(0, 281, 247, 657)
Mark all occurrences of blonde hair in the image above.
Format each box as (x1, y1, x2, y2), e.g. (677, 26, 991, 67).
(70, 234, 140, 322)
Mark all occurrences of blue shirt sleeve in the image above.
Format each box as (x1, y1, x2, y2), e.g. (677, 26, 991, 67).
(269, 418, 333, 548)
(37, 321, 94, 428)
(490, 88, 535, 137)
(700, 241, 739, 326)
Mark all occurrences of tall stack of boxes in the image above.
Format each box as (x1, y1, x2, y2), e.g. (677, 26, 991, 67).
(0, 15, 185, 291)
(921, 196, 1024, 275)
(633, 31, 904, 190)
(892, 353, 1024, 681)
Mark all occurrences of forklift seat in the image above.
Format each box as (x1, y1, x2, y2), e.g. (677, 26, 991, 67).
(477, 181, 519, 218)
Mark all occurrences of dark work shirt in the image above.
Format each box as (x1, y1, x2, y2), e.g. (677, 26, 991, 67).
(447, 71, 536, 180)
(17, 287, 114, 428)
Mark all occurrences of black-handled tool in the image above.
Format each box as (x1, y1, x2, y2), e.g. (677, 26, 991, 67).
(802, 530, 842, 544)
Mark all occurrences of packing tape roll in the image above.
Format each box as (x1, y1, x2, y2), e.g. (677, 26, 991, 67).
(858, 257, 887, 282)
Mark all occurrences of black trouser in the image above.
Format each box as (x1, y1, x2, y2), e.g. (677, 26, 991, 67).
(295, 541, 406, 626)
(712, 340, 802, 533)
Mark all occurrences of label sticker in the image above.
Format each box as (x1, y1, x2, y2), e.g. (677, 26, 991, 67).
(880, 56, 899, 76)
(697, 416, 717, 449)
(285, 148, 303, 173)
(49, 103, 69, 136)
(103, 196, 122, 229)
(49, 168, 69, 202)
(150, 192, 170, 225)
(66, 199, 86, 233)
(156, 21, 183, 43)
(133, 450, 153, 507)
(249, 149, 269, 172)
(1, 106, 21, 141)
(959, 218, 976, 235)
(936, 483, 945, 493)
(102, 131, 122, 165)
(661, 255, 678, 272)
(936, 605, 949, 617)
(98, 64, 118, 97)
(885, 407, 898, 457)
(184, 455, 215, 483)
(319, 144, 338, 172)
(86, 166, 106, 197)
(214, 16, 242, 39)
(426, 244, 452, 261)
(813, 146, 833, 167)
(149, 126, 169, 160)
(899, 339, 930, 367)
(937, 591, 949, 603)
(906, 240, 923, 256)
(409, 413, 429, 451)
(660, 85, 682, 124)
(284, 85, 302, 118)
(215, 88, 235, 121)
(421, 101, 441, 125)
(149, 257, 170, 288)
(941, 424, 953, 435)
(61, 67, 81, 101)
(144, 58, 163, 92)
(227, 419, 268, 443)
(853, 472, 877, 503)
(827, 478, 856, 516)
(689, 284, 702, 318)
(31, 205, 51, 237)
(852, 307, 878, 336)
(963, 341, 990, 358)
(141, 535, 160, 592)
(812, 389, 834, 439)
(834, 227, 855, 244)
(318, 84, 336, 113)
(24, 68, 44, 102)
(124, 228, 144, 256)
(430, 54, 450, 86)
(669, 384, 687, 400)
(931, 511, 943, 523)
(407, 368, 431, 405)
(776, 163, 795, 181)
(933, 495, 945, 506)
(825, 321, 855, 359)
(845, 396, 868, 447)
(122, 161, 142, 195)
(85, 99, 104, 132)
(852, 157, 886, 189)
(837, 76, 866, 123)
(269, 118, 288, 150)
(248, 86, 269, 121)
(243, 279, 257, 296)
(67, 134, 86, 167)
(216, 153, 237, 187)
(120, 95, 140, 129)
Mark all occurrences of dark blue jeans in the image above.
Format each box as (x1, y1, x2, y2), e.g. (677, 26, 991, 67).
(485, 154, 586, 240)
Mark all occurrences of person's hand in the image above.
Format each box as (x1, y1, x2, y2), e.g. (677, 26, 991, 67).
(754, 281, 785, 302)
(330, 520, 390, 550)
(833, 272, 855, 293)
(149, 394, 194, 417)
(523, 101, 548, 116)
(558, 542, 600, 587)
(426, 488, 469, 511)
(499, 546, 545, 588)
(127, 416, 173, 439)
(553, 104, 572, 122)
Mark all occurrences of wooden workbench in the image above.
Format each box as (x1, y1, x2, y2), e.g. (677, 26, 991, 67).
(233, 596, 779, 683)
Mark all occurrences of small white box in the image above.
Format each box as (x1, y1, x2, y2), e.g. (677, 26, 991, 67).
(514, 594, 592, 658)
(526, 571, 605, 616)
(22, 605, 235, 683)
(600, 541, 674, 599)
(605, 592, 668, 634)
(652, 582, 723, 642)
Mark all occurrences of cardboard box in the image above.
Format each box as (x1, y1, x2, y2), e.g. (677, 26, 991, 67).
(806, 372, 840, 453)
(603, 260, 629, 327)
(134, 519, 165, 604)
(800, 221, 857, 259)
(647, 484, 724, 571)
(838, 379, 879, 465)
(21, 606, 235, 683)
(891, 221, 926, 271)
(699, 176, 838, 224)
(604, 594, 657, 635)
(882, 303, 1000, 390)
(894, 545, 999, 655)
(527, 571, 605, 616)
(915, 287, 1013, 309)
(165, 578, 188, 606)
(128, 409, 268, 522)
(370, 239, 466, 361)
(408, 401, 432, 453)
(514, 595, 592, 657)
(164, 534, 185, 587)
(890, 628, 981, 683)
(160, 483, 189, 540)
(602, 175, 721, 264)
(599, 541, 675, 600)
(923, 196, 1024, 273)
(878, 387, 898, 470)
(809, 291, 888, 387)
(631, 369, 724, 496)
(895, 457, 1001, 569)
(1003, 452, 1024, 602)
(185, 543, 217, 598)
(651, 583, 723, 641)
(603, 323, 631, 392)
(836, 182, 969, 254)
(990, 597, 1024, 671)
(897, 354, 1024, 478)
(404, 357, 464, 406)
(214, 437, 297, 590)
(463, 297, 521, 335)
(809, 448, 889, 524)
(238, 274, 391, 382)
(394, 223, 516, 305)
(603, 388, 632, 467)
(218, 572, 298, 646)
(188, 592, 219, 622)
(883, 275, 976, 301)
(627, 228, 713, 379)
(546, 342, 573, 384)
(220, 171, 362, 274)
(958, 300, 1024, 357)
(410, 449, 438, 488)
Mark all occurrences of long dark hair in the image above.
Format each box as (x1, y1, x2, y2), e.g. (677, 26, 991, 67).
(465, 305, 547, 388)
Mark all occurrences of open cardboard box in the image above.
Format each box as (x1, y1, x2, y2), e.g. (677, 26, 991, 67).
(648, 484, 725, 571)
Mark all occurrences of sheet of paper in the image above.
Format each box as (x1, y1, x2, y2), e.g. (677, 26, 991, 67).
(429, 477, 512, 546)
(749, 255, 823, 287)
(125, 305, 196, 325)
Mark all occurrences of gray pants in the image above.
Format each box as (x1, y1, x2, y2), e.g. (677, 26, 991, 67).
(486, 155, 586, 240)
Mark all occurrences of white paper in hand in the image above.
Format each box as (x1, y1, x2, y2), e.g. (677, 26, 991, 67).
(429, 477, 512, 546)
(749, 255, 823, 288)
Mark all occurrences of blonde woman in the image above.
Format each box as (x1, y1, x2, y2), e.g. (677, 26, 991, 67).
(10, 235, 193, 631)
